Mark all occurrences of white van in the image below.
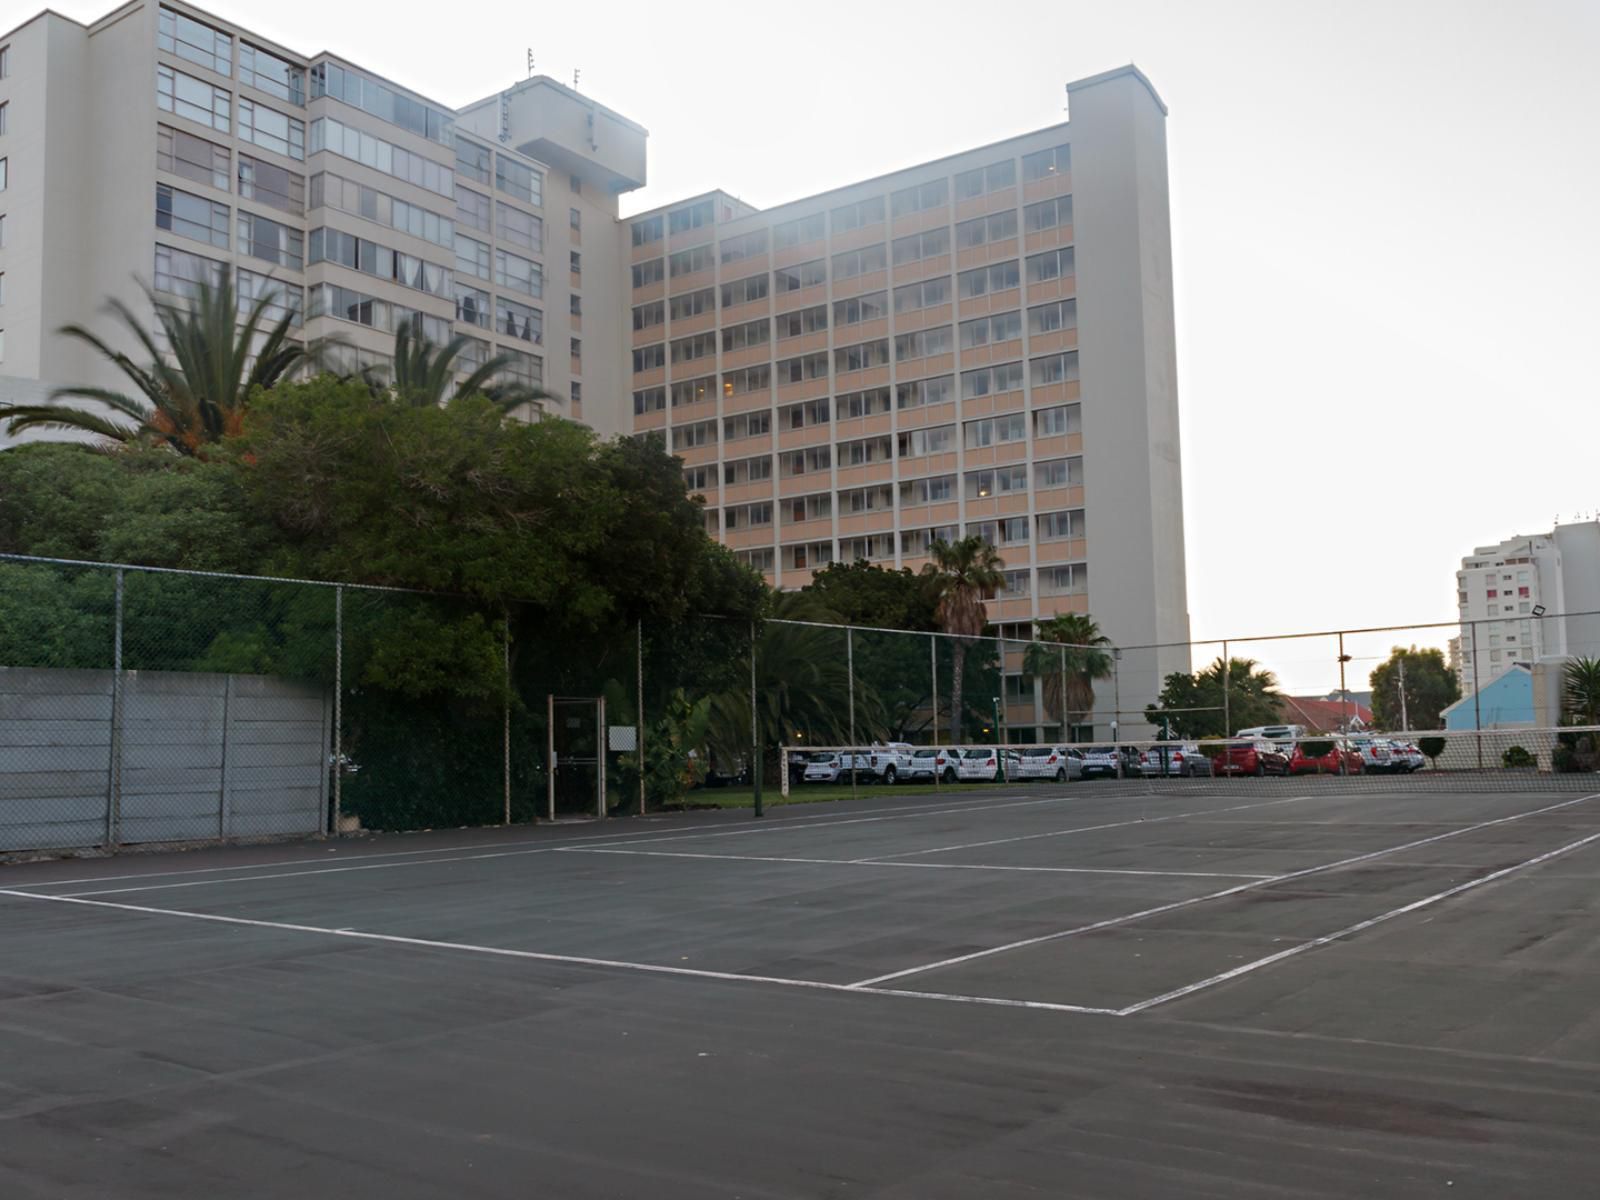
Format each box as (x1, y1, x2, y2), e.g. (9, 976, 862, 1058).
(1234, 725, 1305, 741)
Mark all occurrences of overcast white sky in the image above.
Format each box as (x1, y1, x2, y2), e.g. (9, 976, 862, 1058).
(30, 0, 1600, 689)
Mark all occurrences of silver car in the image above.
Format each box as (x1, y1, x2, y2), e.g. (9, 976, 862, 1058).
(1013, 746, 1084, 782)
(1138, 743, 1212, 777)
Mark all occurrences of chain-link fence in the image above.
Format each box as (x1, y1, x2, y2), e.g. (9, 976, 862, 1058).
(4, 552, 1599, 855)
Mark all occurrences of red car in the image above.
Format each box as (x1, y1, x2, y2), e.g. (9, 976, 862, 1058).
(1216, 740, 1292, 777)
(1288, 741, 1364, 776)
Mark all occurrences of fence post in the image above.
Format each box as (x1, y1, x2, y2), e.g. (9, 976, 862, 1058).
(1059, 644, 1068, 743)
(546, 693, 556, 821)
(847, 626, 857, 802)
(931, 634, 940, 790)
(751, 619, 763, 819)
(332, 584, 343, 835)
(780, 747, 790, 799)
(1221, 638, 1230, 745)
(596, 695, 607, 819)
(637, 618, 646, 817)
(107, 567, 125, 850)
(1338, 631, 1349, 775)
(503, 617, 512, 826)
(997, 634, 1008, 749)
(1470, 620, 1483, 769)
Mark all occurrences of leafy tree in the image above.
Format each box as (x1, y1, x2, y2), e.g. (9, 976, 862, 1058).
(1369, 645, 1460, 731)
(1023, 613, 1113, 739)
(0, 276, 317, 454)
(369, 322, 555, 413)
(921, 536, 1004, 743)
(1564, 656, 1600, 726)
(1145, 657, 1284, 738)
(1418, 736, 1447, 768)
(801, 560, 939, 630)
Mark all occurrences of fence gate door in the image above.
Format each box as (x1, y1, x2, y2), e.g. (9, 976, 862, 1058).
(546, 695, 606, 819)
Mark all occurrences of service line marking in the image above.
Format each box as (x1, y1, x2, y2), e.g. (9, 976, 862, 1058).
(849, 792, 1600, 988)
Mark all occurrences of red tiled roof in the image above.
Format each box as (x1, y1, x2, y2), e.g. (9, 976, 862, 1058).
(1280, 695, 1373, 733)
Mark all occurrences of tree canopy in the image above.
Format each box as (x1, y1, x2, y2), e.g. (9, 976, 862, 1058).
(1368, 645, 1461, 731)
(1145, 657, 1284, 738)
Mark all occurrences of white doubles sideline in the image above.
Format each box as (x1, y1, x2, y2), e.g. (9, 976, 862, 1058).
(848, 791, 1600, 988)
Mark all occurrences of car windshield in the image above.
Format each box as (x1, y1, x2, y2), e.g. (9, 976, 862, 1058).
(1086, 746, 1117, 755)
(964, 749, 994, 759)
(913, 749, 938, 759)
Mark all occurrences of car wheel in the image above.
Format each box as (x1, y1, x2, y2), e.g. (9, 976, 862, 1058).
(883, 765, 897, 785)
(1054, 767, 1066, 782)
(942, 766, 956, 784)
(1253, 762, 1265, 778)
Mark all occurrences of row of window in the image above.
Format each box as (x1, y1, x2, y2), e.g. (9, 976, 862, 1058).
(739, 542, 1086, 590)
(454, 235, 543, 297)
(663, 404, 1080, 454)
(715, 458, 1082, 513)
(720, 493, 1085, 541)
(156, 184, 308, 268)
(453, 284, 542, 345)
(157, 125, 303, 215)
(310, 116, 452, 196)
(309, 227, 452, 297)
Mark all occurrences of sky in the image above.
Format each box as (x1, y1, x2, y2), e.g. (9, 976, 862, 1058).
(26, 0, 1600, 692)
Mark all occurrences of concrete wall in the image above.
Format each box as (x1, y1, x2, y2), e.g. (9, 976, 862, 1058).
(0, 666, 330, 853)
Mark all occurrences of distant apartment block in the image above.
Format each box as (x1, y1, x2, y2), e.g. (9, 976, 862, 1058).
(0, 1, 1190, 736)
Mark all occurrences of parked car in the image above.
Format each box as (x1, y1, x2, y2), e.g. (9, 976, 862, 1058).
(1216, 739, 1292, 777)
(1390, 741, 1425, 772)
(802, 754, 845, 783)
(957, 747, 1022, 782)
(1348, 737, 1397, 774)
(860, 742, 917, 784)
(1139, 743, 1212, 778)
(1014, 746, 1084, 782)
(1288, 740, 1363, 776)
(904, 747, 959, 783)
(1079, 746, 1134, 780)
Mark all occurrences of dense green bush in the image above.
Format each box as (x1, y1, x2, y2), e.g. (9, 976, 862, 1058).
(1501, 745, 1534, 769)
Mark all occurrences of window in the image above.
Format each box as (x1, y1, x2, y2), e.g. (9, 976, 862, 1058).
(669, 288, 716, 320)
(724, 502, 774, 530)
(722, 273, 768, 307)
(309, 228, 448, 295)
(570, 251, 581, 276)
(823, 292, 883, 329)
(894, 326, 953, 361)
(633, 301, 665, 332)
(1024, 195, 1072, 233)
(669, 245, 713, 277)
(1039, 563, 1087, 597)
(1030, 351, 1079, 386)
(0, 102, 9, 136)
(310, 62, 453, 144)
(237, 268, 301, 326)
(669, 200, 714, 235)
(495, 296, 541, 344)
(833, 244, 887, 279)
(956, 210, 1018, 248)
(896, 375, 954, 409)
(237, 155, 304, 216)
(495, 249, 542, 297)
(1022, 143, 1071, 182)
(776, 351, 830, 384)
(682, 464, 713, 490)
(722, 318, 769, 351)
(632, 214, 664, 246)
(153, 243, 226, 298)
(1034, 404, 1081, 437)
(453, 234, 490, 279)
(959, 311, 1022, 349)
(568, 293, 582, 317)
(309, 118, 450, 195)
(724, 411, 771, 440)
(489, 201, 540, 250)
(720, 229, 766, 263)
(890, 178, 947, 218)
(238, 98, 303, 160)
(831, 195, 884, 233)
(737, 548, 775, 573)
(963, 414, 1027, 448)
(776, 305, 827, 339)
(774, 212, 826, 248)
(955, 159, 1015, 199)
(894, 277, 951, 314)
(897, 425, 956, 458)
(238, 210, 303, 267)
(671, 377, 715, 407)
(157, 65, 231, 132)
(891, 227, 950, 266)
(570, 337, 581, 362)
(836, 388, 890, 419)
(633, 387, 666, 415)
(723, 364, 771, 396)
(0, 46, 8, 79)
(786, 492, 832, 522)
(456, 139, 491, 185)
(959, 260, 1021, 298)
(779, 446, 831, 477)
(158, 125, 230, 191)
(570, 206, 581, 231)
(1037, 509, 1085, 541)
(724, 455, 774, 485)
(159, 7, 231, 76)
(1029, 298, 1077, 335)
(835, 339, 890, 373)
(671, 332, 717, 365)
(966, 466, 1028, 499)
(156, 184, 229, 248)
(960, 361, 1024, 399)
(455, 282, 490, 328)
(1035, 456, 1083, 488)
(499, 348, 543, 389)
(238, 43, 304, 104)
(633, 258, 665, 289)
(1026, 247, 1076, 284)
(781, 397, 830, 429)
(775, 260, 826, 291)
(900, 475, 956, 506)
(632, 344, 666, 374)
(453, 187, 490, 232)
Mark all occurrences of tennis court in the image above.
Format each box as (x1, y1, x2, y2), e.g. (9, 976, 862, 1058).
(4, 782, 1599, 1196)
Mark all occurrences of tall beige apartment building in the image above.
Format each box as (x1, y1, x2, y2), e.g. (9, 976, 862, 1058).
(0, 1, 1190, 736)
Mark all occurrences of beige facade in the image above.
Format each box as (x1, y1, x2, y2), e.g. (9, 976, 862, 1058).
(0, 4, 1189, 735)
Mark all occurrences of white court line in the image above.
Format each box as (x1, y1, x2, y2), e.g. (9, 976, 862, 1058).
(0, 888, 1120, 1017)
(1118, 828, 1600, 1015)
(855, 793, 1317, 862)
(848, 791, 1600, 989)
(564, 846, 1272, 881)
(45, 792, 1074, 898)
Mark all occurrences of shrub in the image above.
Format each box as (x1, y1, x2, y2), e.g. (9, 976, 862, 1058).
(1501, 744, 1534, 769)
(1300, 739, 1335, 759)
(1418, 736, 1447, 767)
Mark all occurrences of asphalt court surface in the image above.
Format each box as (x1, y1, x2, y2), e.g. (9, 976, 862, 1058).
(4, 783, 1600, 1197)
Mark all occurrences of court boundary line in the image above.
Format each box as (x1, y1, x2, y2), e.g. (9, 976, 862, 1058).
(848, 791, 1600, 988)
(0, 888, 1121, 1017)
(1116, 827, 1600, 1015)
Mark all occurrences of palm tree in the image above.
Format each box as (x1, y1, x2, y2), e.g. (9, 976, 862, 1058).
(0, 276, 316, 455)
(1564, 656, 1600, 726)
(370, 322, 556, 412)
(921, 536, 1004, 743)
(1024, 613, 1113, 741)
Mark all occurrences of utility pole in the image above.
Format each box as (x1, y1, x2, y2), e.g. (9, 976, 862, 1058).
(1397, 656, 1409, 731)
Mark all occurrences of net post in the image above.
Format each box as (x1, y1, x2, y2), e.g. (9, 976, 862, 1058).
(332, 583, 343, 835)
(1470, 620, 1483, 770)
(108, 567, 125, 850)
(931, 633, 941, 791)
(636, 618, 646, 817)
(546, 692, 555, 821)
(847, 626, 857, 802)
(1338, 631, 1349, 775)
(596, 695, 606, 818)
(1221, 638, 1230, 745)
(502, 613, 512, 826)
(1059, 644, 1068, 744)
(751, 618, 763, 820)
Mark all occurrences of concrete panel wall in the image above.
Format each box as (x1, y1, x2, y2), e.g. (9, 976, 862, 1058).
(0, 667, 329, 853)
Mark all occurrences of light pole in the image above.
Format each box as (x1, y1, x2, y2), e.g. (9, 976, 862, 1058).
(1111, 647, 1123, 778)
